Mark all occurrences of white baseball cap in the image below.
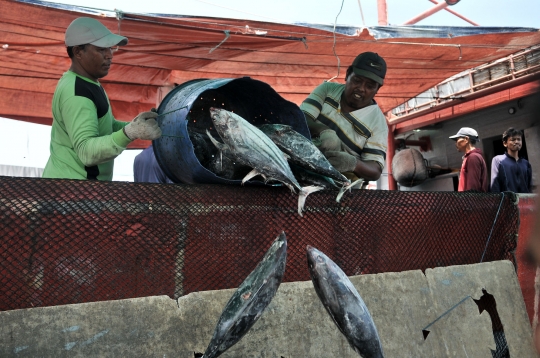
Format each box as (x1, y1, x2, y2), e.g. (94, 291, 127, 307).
(449, 127, 479, 140)
(65, 17, 128, 47)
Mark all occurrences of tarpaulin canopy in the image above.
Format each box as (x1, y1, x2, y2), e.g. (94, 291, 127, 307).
(2, 0, 540, 129)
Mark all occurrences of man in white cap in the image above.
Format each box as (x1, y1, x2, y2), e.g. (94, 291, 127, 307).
(449, 127, 488, 192)
(43, 17, 161, 180)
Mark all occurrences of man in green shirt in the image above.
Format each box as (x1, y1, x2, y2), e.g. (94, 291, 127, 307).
(43, 17, 161, 180)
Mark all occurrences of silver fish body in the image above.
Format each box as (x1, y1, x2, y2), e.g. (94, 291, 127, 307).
(202, 232, 288, 358)
(307, 245, 384, 358)
(259, 124, 349, 184)
(290, 164, 340, 190)
(208, 108, 322, 215)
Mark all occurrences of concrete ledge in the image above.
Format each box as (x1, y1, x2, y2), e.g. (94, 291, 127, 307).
(1, 261, 536, 357)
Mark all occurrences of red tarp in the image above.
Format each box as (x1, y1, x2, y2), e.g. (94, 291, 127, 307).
(2, 0, 540, 131)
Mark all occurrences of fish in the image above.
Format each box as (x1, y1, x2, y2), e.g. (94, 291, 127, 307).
(207, 108, 323, 216)
(306, 245, 384, 358)
(290, 164, 340, 190)
(202, 232, 288, 358)
(207, 148, 253, 180)
(259, 124, 349, 184)
(259, 124, 363, 203)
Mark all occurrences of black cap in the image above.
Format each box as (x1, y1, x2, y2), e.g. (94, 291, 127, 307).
(352, 52, 387, 85)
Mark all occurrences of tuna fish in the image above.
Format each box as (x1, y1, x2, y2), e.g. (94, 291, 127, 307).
(259, 124, 349, 184)
(207, 147, 252, 180)
(207, 108, 323, 216)
(202, 232, 288, 358)
(259, 124, 363, 203)
(290, 164, 340, 190)
(306, 245, 384, 358)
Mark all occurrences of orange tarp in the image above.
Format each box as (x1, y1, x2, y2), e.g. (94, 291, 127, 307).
(2, 0, 540, 130)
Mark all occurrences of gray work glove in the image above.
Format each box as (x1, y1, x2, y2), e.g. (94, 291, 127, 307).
(325, 151, 357, 173)
(312, 129, 341, 154)
(124, 111, 161, 141)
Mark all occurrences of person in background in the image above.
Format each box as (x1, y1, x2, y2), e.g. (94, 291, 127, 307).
(448, 127, 488, 192)
(133, 145, 173, 183)
(43, 17, 161, 180)
(300, 52, 388, 184)
(490, 127, 532, 193)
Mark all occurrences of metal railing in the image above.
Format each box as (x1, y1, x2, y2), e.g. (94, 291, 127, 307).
(392, 45, 540, 117)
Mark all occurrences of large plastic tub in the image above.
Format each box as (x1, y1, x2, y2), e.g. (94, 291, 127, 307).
(153, 78, 310, 184)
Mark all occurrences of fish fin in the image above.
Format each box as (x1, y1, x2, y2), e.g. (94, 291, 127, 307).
(298, 186, 324, 216)
(242, 169, 264, 185)
(336, 179, 364, 202)
(206, 129, 228, 151)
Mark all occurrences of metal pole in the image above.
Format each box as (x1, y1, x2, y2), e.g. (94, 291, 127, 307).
(387, 123, 397, 190)
(403, 2, 449, 25)
(377, 0, 388, 26)
(428, 0, 479, 26)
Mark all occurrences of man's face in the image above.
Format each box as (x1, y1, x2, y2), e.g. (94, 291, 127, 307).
(342, 73, 380, 111)
(504, 135, 522, 152)
(74, 44, 115, 81)
(454, 136, 469, 153)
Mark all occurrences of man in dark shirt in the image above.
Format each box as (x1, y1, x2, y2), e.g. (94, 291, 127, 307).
(133, 145, 173, 183)
(449, 127, 489, 192)
(490, 127, 532, 193)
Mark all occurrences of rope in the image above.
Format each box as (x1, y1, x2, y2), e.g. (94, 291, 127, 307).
(156, 105, 188, 118)
(327, 0, 345, 82)
(209, 30, 230, 53)
(480, 192, 505, 263)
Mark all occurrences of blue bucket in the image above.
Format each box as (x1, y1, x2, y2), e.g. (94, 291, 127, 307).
(153, 78, 310, 184)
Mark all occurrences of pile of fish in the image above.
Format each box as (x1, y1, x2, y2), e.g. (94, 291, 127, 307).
(202, 108, 360, 215)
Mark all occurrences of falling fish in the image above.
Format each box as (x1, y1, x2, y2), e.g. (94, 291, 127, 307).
(306, 245, 384, 358)
(259, 124, 349, 184)
(207, 108, 323, 216)
(202, 232, 288, 358)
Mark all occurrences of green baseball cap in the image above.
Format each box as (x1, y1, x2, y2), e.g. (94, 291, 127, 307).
(352, 52, 387, 85)
(65, 17, 128, 47)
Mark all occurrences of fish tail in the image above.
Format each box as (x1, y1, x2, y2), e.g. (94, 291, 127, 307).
(298, 185, 324, 216)
(336, 179, 364, 203)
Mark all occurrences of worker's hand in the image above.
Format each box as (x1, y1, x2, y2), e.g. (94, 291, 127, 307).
(325, 151, 357, 173)
(124, 111, 161, 141)
(313, 129, 341, 153)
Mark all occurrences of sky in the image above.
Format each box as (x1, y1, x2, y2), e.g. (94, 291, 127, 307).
(2, 0, 539, 181)
(40, 0, 540, 28)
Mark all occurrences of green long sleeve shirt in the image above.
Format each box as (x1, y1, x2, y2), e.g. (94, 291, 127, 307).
(43, 71, 132, 180)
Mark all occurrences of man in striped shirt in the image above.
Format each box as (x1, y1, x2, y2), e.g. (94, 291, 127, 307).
(300, 52, 388, 184)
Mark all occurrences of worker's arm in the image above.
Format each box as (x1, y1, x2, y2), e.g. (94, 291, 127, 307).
(353, 159, 383, 181)
(62, 96, 131, 167)
(326, 151, 382, 181)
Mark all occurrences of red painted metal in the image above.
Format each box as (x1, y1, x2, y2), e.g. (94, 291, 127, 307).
(403, 2, 449, 25)
(516, 195, 538, 324)
(387, 123, 397, 190)
(377, 0, 388, 26)
(428, 0, 479, 25)
(391, 78, 540, 134)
